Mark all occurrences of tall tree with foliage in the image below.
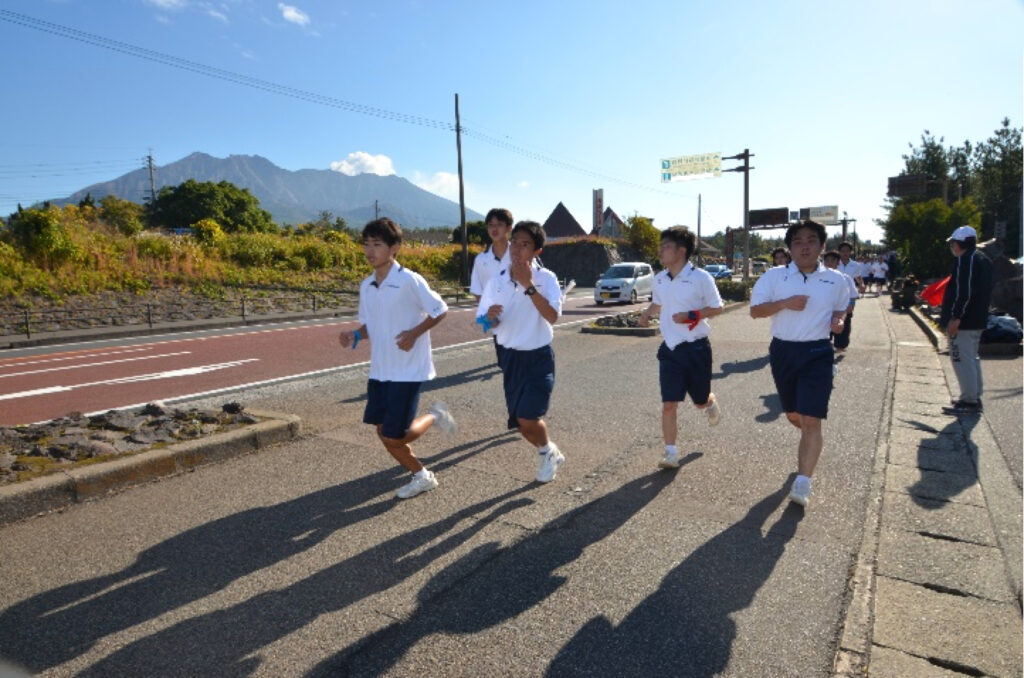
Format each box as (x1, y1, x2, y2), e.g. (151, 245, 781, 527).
(148, 179, 276, 233)
(625, 214, 660, 263)
(882, 119, 1022, 259)
(885, 198, 980, 279)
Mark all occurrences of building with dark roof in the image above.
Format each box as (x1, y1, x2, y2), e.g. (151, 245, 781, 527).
(542, 202, 588, 241)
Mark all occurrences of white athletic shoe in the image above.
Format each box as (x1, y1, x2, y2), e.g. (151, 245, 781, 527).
(429, 402, 457, 438)
(705, 396, 722, 427)
(396, 471, 438, 499)
(788, 477, 811, 507)
(658, 450, 681, 469)
(536, 444, 565, 483)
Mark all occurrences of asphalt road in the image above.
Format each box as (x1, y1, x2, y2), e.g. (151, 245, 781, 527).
(0, 294, 605, 426)
(0, 297, 895, 676)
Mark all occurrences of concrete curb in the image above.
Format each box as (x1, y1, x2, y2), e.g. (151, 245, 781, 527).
(577, 300, 747, 337)
(0, 409, 301, 527)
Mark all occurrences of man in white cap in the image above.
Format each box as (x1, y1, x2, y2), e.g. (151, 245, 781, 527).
(939, 225, 993, 415)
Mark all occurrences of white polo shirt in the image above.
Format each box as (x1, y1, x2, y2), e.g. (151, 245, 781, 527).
(750, 262, 850, 342)
(358, 263, 448, 381)
(476, 265, 563, 351)
(652, 263, 724, 349)
(469, 244, 510, 296)
(838, 259, 862, 298)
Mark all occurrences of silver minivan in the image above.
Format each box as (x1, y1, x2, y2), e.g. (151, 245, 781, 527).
(594, 262, 654, 305)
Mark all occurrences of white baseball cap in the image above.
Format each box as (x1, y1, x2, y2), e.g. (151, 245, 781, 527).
(947, 225, 977, 242)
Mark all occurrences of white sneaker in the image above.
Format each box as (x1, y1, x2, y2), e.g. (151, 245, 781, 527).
(536, 444, 565, 483)
(396, 470, 438, 499)
(705, 396, 722, 427)
(788, 477, 811, 507)
(429, 402, 457, 438)
(658, 450, 681, 469)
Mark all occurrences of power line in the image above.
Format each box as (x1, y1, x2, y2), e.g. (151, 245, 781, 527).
(1, 10, 696, 202)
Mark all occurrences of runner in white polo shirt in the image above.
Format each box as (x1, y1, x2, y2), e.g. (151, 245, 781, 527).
(750, 221, 850, 508)
(833, 241, 862, 352)
(477, 221, 565, 483)
(338, 217, 457, 500)
(638, 226, 724, 469)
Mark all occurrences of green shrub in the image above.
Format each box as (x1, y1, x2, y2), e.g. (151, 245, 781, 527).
(716, 279, 754, 301)
(135, 233, 174, 262)
(191, 218, 227, 250)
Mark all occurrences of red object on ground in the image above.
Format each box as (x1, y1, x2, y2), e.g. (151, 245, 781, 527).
(920, 275, 950, 306)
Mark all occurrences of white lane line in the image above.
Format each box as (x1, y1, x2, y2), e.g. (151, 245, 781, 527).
(0, 351, 193, 379)
(0, 359, 260, 401)
(0, 347, 152, 368)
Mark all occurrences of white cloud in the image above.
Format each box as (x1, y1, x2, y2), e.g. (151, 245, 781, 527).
(518, 181, 530, 189)
(145, 0, 187, 9)
(330, 152, 396, 177)
(413, 171, 460, 200)
(278, 3, 310, 26)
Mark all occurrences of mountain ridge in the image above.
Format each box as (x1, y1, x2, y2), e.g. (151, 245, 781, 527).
(56, 152, 483, 229)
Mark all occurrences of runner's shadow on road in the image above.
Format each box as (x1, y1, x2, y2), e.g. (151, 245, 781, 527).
(545, 480, 803, 677)
(337, 363, 503, 405)
(712, 355, 770, 380)
(0, 432, 508, 675)
(309, 471, 682, 677)
(754, 393, 785, 422)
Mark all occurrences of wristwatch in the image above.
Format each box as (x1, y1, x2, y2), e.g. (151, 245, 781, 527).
(525, 285, 537, 296)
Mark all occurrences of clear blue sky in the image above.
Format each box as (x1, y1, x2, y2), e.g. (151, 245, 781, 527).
(2, 0, 1022, 244)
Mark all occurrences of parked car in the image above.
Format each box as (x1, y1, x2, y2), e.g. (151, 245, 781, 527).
(702, 264, 733, 279)
(594, 262, 654, 305)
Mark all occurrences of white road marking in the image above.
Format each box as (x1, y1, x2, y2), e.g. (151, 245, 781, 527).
(0, 351, 192, 379)
(0, 359, 260, 401)
(0, 346, 151, 368)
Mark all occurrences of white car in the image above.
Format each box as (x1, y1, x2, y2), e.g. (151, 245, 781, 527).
(594, 262, 654, 305)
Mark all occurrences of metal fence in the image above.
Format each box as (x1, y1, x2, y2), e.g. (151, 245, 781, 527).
(0, 286, 479, 340)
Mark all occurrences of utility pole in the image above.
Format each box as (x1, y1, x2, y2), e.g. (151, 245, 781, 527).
(696, 193, 702, 267)
(374, 200, 379, 219)
(146, 151, 157, 205)
(723, 149, 754, 280)
(455, 93, 468, 287)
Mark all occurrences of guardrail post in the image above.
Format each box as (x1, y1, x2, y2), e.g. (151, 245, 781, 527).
(241, 297, 247, 319)
(146, 304, 153, 328)
(312, 294, 318, 312)
(23, 309, 31, 339)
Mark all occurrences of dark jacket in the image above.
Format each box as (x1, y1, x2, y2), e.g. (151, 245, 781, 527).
(939, 249, 992, 330)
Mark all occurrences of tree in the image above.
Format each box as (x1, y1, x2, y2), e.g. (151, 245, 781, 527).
(148, 179, 276, 233)
(625, 215, 659, 263)
(100, 195, 145, 236)
(450, 220, 487, 245)
(886, 198, 979, 279)
(971, 118, 1022, 256)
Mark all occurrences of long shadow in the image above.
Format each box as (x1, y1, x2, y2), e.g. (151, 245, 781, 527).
(338, 363, 503, 404)
(754, 392, 785, 423)
(545, 481, 803, 677)
(311, 467, 689, 677)
(902, 415, 980, 508)
(0, 432, 509, 673)
(77, 485, 536, 677)
(712, 355, 770, 380)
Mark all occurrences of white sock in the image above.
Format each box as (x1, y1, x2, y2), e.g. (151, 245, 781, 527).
(665, 444, 678, 456)
(538, 443, 552, 455)
(414, 468, 431, 479)
(795, 474, 811, 487)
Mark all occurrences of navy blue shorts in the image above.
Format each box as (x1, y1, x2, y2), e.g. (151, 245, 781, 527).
(657, 339, 713, 405)
(499, 344, 555, 429)
(363, 379, 423, 439)
(769, 338, 834, 419)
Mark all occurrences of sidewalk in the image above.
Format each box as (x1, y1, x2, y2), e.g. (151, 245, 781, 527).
(836, 300, 1023, 677)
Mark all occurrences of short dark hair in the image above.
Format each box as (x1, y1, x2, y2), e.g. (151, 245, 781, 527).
(838, 241, 854, 252)
(485, 208, 514, 228)
(823, 250, 841, 263)
(362, 217, 403, 247)
(661, 225, 696, 261)
(771, 246, 791, 262)
(785, 220, 827, 248)
(511, 220, 545, 251)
